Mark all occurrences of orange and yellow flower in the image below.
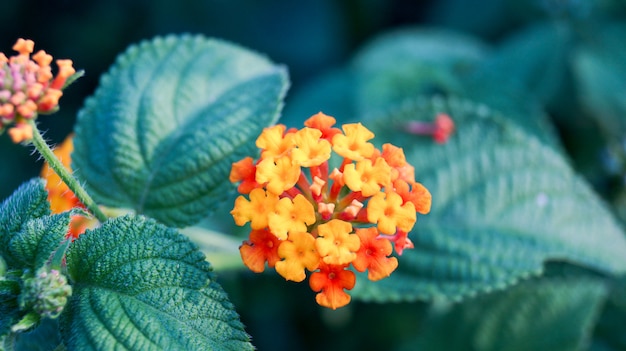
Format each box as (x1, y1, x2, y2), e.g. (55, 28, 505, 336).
(230, 112, 431, 309)
(1, 39, 76, 143)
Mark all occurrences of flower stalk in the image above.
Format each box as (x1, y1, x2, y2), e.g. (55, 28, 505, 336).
(28, 119, 107, 223)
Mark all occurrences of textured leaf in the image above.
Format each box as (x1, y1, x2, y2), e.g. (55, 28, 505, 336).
(8, 213, 71, 270)
(352, 27, 488, 115)
(73, 34, 289, 227)
(0, 178, 50, 267)
(61, 215, 253, 351)
(400, 277, 607, 351)
(352, 96, 626, 302)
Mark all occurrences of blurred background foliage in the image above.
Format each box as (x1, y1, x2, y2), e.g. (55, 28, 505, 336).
(3, 0, 626, 350)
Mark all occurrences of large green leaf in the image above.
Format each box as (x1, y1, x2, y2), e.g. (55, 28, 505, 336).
(0, 178, 50, 267)
(61, 215, 253, 351)
(400, 277, 607, 351)
(352, 96, 626, 302)
(73, 34, 289, 228)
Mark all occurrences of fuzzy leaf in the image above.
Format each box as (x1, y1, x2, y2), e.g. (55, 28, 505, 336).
(401, 277, 607, 351)
(73, 34, 289, 228)
(61, 215, 253, 351)
(0, 178, 50, 267)
(352, 96, 626, 302)
(8, 213, 71, 270)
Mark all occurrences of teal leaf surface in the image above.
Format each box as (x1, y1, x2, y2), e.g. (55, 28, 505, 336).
(8, 213, 71, 270)
(0, 178, 50, 267)
(352, 97, 626, 302)
(61, 215, 253, 351)
(73, 35, 289, 227)
(573, 23, 626, 136)
(401, 277, 607, 351)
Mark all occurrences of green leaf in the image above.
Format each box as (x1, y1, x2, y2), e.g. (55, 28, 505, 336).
(8, 213, 71, 270)
(0, 178, 50, 267)
(573, 22, 626, 136)
(590, 276, 626, 351)
(352, 27, 488, 115)
(472, 22, 572, 105)
(61, 215, 253, 351)
(73, 34, 289, 228)
(400, 277, 607, 351)
(353, 96, 626, 302)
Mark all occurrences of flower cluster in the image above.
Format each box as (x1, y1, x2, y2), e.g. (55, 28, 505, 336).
(230, 112, 431, 309)
(41, 134, 96, 239)
(1, 38, 75, 143)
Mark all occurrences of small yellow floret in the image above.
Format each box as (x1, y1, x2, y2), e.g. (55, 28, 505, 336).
(316, 219, 360, 265)
(268, 194, 316, 240)
(292, 127, 332, 167)
(367, 191, 416, 234)
(332, 123, 375, 161)
(343, 157, 392, 196)
(275, 232, 320, 282)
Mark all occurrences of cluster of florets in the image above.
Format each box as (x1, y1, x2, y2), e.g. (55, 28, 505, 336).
(0, 38, 75, 142)
(230, 112, 431, 309)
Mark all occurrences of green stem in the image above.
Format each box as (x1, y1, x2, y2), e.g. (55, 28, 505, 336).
(28, 120, 107, 223)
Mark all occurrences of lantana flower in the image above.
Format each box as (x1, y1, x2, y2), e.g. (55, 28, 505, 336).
(230, 112, 432, 309)
(1, 39, 76, 143)
(40, 134, 97, 239)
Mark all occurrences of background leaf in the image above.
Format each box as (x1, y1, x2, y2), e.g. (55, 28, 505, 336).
(0, 178, 50, 268)
(73, 34, 289, 228)
(13, 318, 62, 351)
(352, 27, 488, 115)
(61, 215, 253, 351)
(400, 277, 607, 351)
(590, 276, 626, 351)
(352, 96, 626, 302)
(573, 22, 626, 137)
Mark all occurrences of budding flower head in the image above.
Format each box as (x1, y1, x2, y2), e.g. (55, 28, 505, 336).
(0, 38, 77, 143)
(19, 267, 72, 319)
(230, 112, 432, 309)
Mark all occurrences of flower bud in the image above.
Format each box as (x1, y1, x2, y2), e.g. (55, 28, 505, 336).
(19, 267, 72, 319)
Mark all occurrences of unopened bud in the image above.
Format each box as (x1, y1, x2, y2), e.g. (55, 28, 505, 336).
(19, 267, 72, 319)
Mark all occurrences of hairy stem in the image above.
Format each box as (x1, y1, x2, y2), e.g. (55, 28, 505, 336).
(28, 120, 107, 223)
